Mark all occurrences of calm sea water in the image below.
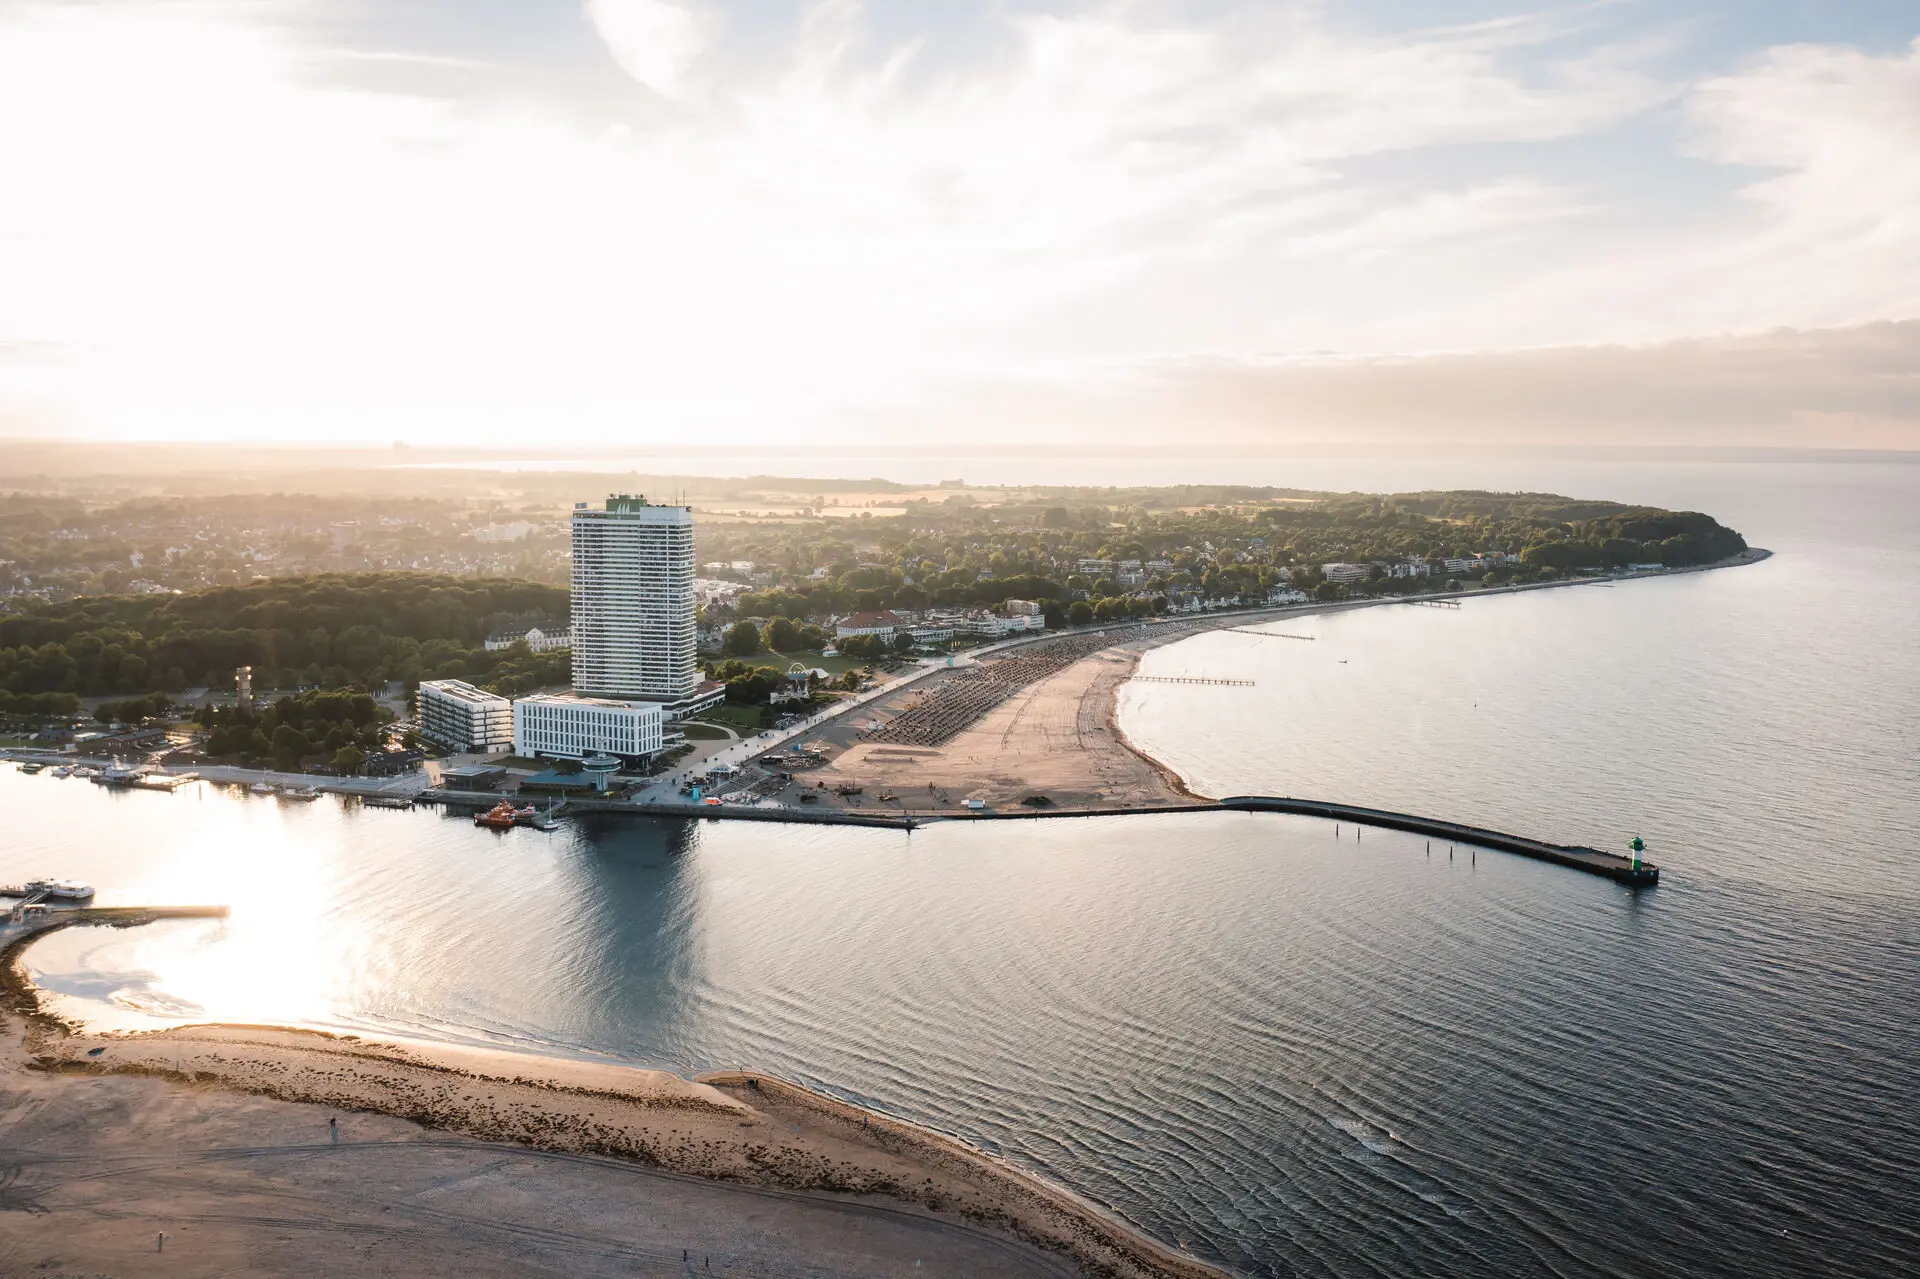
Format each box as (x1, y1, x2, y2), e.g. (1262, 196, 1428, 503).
(9, 458, 1918, 1277)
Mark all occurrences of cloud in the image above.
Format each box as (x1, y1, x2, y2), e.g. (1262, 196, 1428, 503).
(926, 322, 1920, 449)
(585, 0, 707, 96)
(0, 1, 1913, 448)
(1680, 37, 1920, 322)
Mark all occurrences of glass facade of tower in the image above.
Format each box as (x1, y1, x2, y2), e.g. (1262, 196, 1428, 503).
(569, 495, 696, 705)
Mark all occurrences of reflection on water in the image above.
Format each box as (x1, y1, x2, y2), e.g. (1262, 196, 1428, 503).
(9, 461, 1919, 1277)
(11, 782, 1917, 1277)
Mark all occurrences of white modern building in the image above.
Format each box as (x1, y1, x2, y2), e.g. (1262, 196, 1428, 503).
(570, 495, 699, 712)
(417, 679, 515, 753)
(513, 693, 664, 763)
(1320, 562, 1372, 584)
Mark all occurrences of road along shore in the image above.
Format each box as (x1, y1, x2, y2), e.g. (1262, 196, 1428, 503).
(2, 918, 1227, 1279)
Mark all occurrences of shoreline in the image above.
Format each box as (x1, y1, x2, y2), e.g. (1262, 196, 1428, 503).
(1, 919, 1227, 1279)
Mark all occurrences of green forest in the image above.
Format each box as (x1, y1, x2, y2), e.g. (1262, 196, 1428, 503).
(0, 492, 1750, 716)
(0, 573, 567, 702)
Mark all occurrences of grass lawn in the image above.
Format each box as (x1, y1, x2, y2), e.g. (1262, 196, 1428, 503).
(677, 723, 733, 740)
(696, 702, 771, 733)
(762, 649, 871, 677)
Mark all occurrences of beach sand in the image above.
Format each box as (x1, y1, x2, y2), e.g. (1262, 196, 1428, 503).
(2, 925, 1227, 1278)
(805, 640, 1205, 812)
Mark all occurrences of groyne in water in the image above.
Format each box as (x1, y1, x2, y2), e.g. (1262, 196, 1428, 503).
(603, 798, 1659, 885)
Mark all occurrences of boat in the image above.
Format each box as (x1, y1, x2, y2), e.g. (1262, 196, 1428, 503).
(23, 878, 94, 901)
(50, 766, 72, 778)
(249, 782, 276, 795)
(99, 764, 150, 786)
(19, 762, 44, 774)
(278, 785, 321, 802)
(474, 799, 519, 829)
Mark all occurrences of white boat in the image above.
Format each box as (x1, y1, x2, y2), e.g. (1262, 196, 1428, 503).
(24, 878, 94, 901)
(249, 782, 276, 795)
(50, 766, 72, 778)
(278, 785, 320, 802)
(98, 764, 149, 786)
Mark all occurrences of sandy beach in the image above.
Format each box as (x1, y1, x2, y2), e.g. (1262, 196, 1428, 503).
(2, 922, 1226, 1278)
(809, 640, 1204, 811)
(760, 552, 1771, 819)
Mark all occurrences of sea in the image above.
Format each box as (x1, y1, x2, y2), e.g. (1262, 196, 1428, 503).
(7, 454, 1917, 1277)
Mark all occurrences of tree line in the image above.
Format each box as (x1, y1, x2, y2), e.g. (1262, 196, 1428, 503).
(0, 573, 569, 701)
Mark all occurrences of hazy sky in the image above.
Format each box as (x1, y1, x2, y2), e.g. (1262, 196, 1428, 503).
(1, 1, 1916, 448)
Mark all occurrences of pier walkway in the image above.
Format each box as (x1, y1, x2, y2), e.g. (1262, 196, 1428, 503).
(593, 796, 1658, 886)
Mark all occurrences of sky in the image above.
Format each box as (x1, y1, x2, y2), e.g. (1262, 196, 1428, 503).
(0, 0, 1916, 450)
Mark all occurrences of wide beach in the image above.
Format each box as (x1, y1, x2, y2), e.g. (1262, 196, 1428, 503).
(2, 918, 1222, 1277)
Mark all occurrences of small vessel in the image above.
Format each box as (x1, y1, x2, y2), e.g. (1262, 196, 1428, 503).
(278, 785, 321, 802)
(19, 762, 44, 774)
(99, 764, 149, 786)
(249, 782, 276, 796)
(50, 766, 72, 778)
(474, 799, 519, 829)
(23, 878, 94, 901)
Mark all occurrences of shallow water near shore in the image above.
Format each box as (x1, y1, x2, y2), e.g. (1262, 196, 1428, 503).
(11, 458, 1920, 1277)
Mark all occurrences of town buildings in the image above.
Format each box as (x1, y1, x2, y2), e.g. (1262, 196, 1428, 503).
(417, 679, 515, 753)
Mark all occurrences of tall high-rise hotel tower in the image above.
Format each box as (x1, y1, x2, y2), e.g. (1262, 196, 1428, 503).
(570, 495, 697, 710)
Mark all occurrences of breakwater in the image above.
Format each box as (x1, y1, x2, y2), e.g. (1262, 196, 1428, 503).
(588, 797, 1658, 885)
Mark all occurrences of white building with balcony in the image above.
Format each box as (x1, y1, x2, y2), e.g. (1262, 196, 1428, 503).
(417, 680, 514, 753)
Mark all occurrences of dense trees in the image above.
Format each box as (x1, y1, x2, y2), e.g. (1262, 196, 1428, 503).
(0, 573, 569, 700)
(194, 691, 391, 772)
(722, 621, 762, 656)
(709, 491, 1746, 621)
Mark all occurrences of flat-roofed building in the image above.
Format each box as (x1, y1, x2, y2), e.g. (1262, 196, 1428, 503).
(417, 679, 514, 753)
(571, 495, 698, 712)
(513, 693, 664, 763)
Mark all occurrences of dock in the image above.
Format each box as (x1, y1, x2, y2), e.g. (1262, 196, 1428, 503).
(1212, 796, 1657, 885)
(561, 796, 1658, 886)
(1131, 675, 1256, 687)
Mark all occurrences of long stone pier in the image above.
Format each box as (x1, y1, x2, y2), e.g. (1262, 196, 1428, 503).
(600, 797, 1659, 886)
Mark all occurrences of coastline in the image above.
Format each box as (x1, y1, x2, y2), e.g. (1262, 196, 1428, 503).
(1, 920, 1226, 1279)
(779, 549, 1769, 818)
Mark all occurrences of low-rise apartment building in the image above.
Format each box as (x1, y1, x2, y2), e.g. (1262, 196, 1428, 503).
(417, 679, 515, 753)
